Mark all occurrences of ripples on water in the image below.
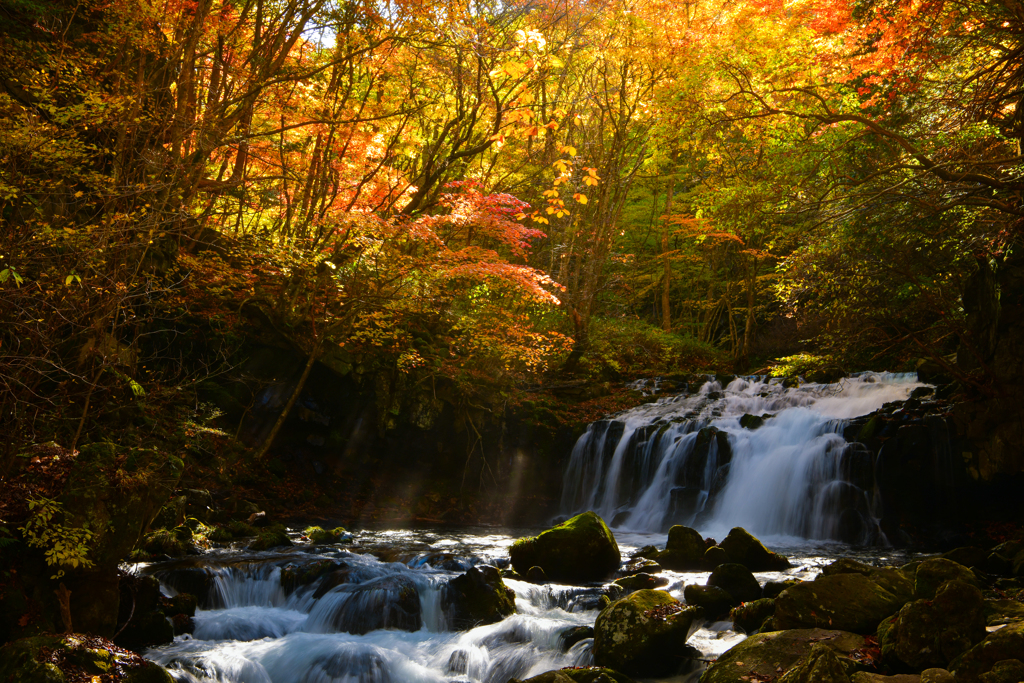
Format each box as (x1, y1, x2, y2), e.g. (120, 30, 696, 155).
(143, 527, 920, 683)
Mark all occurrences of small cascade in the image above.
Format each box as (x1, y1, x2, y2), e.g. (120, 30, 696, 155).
(560, 372, 928, 542)
(145, 547, 600, 683)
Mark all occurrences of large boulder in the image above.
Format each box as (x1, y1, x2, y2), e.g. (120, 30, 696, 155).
(509, 512, 621, 584)
(950, 621, 1024, 683)
(778, 643, 852, 683)
(878, 580, 987, 671)
(443, 565, 517, 630)
(708, 563, 762, 603)
(719, 527, 791, 571)
(653, 525, 707, 571)
(729, 598, 776, 633)
(683, 584, 737, 620)
(699, 629, 869, 683)
(593, 589, 703, 677)
(914, 558, 979, 599)
(773, 564, 914, 634)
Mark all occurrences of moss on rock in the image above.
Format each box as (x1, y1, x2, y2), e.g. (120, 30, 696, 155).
(593, 589, 702, 677)
(773, 567, 914, 634)
(878, 579, 986, 671)
(248, 526, 293, 551)
(729, 598, 776, 633)
(654, 525, 706, 571)
(444, 565, 517, 630)
(718, 527, 791, 571)
(509, 511, 620, 584)
(699, 629, 869, 683)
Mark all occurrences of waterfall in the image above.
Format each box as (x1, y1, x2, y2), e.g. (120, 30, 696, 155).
(560, 372, 927, 542)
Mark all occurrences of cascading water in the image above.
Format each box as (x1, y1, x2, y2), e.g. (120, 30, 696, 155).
(560, 372, 927, 542)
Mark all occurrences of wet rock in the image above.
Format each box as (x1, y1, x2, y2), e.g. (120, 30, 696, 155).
(312, 568, 356, 599)
(509, 511, 621, 584)
(851, 674, 920, 683)
(310, 575, 422, 634)
(619, 557, 661, 577)
(986, 599, 1024, 626)
(183, 489, 214, 522)
(444, 565, 516, 631)
(773, 566, 914, 634)
(730, 598, 776, 633)
(631, 545, 659, 560)
(920, 669, 955, 683)
(303, 526, 350, 544)
(248, 526, 292, 551)
(511, 667, 638, 683)
(914, 558, 979, 598)
(614, 573, 668, 593)
(281, 559, 345, 594)
(778, 643, 851, 683)
(152, 564, 213, 607)
(708, 563, 761, 603)
(763, 579, 801, 599)
(740, 413, 766, 430)
(593, 589, 702, 677)
(878, 580, 986, 670)
(700, 628, 869, 683)
(654, 525, 706, 571)
(942, 547, 989, 570)
(839, 443, 874, 492)
(978, 659, 1024, 683)
(527, 566, 548, 584)
(949, 621, 1024, 683)
(704, 545, 729, 568)
(719, 527, 791, 571)
(683, 584, 736, 620)
(558, 625, 595, 651)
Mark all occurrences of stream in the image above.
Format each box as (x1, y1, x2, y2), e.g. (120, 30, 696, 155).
(142, 529, 917, 683)
(142, 372, 930, 682)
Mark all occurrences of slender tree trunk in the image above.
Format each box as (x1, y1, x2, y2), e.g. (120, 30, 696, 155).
(661, 180, 674, 332)
(255, 342, 320, 460)
(740, 257, 757, 366)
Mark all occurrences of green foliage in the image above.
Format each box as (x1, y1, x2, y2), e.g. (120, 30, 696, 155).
(18, 497, 94, 579)
(581, 317, 723, 379)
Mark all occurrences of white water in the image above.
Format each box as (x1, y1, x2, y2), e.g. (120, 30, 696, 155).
(560, 372, 927, 542)
(145, 530, 887, 683)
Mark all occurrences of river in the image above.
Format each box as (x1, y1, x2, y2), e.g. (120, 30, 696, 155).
(141, 372, 929, 682)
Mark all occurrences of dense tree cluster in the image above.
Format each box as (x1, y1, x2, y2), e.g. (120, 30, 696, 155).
(1, 0, 1021, 455)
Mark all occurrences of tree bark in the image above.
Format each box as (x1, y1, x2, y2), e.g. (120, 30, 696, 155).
(661, 180, 674, 332)
(254, 342, 321, 460)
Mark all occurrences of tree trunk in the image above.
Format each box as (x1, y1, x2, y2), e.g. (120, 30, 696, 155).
(255, 342, 321, 460)
(661, 180, 674, 332)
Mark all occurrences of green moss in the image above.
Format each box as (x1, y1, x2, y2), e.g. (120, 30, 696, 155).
(593, 589, 702, 677)
(509, 511, 620, 583)
(303, 526, 347, 544)
(226, 520, 257, 537)
(141, 529, 190, 557)
(249, 527, 292, 551)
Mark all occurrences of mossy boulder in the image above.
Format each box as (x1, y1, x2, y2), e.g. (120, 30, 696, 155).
(730, 598, 776, 633)
(773, 565, 914, 634)
(878, 580, 986, 671)
(593, 589, 702, 677)
(509, 512, 621, 584)
(718, 527, 791, 571)
(510, 667, 638, 683)
(950, 621, 1024, 682)
(444, 565, 517, 630)
(704, 545, 729, 568)
(764, 579, 801, 599)
(708, 563, 762, 603)
(914, 558, 979, 599)
(614, 573, 668, 593)
(683, 584, 737, 620)
(619, 557, 661, 577)
(303, 526, 349, 544)
(978, 659, 1024, 683)
(699, 629, 869, 683)
(140, 527, 194, 557)
(653, 525, 707, 571)
(248, 526, 293, 550)
(778, 643, 852, 683)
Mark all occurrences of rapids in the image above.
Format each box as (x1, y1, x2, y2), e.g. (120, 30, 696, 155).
(142, 529, 914, 683)
(143, 373, 926, 682)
